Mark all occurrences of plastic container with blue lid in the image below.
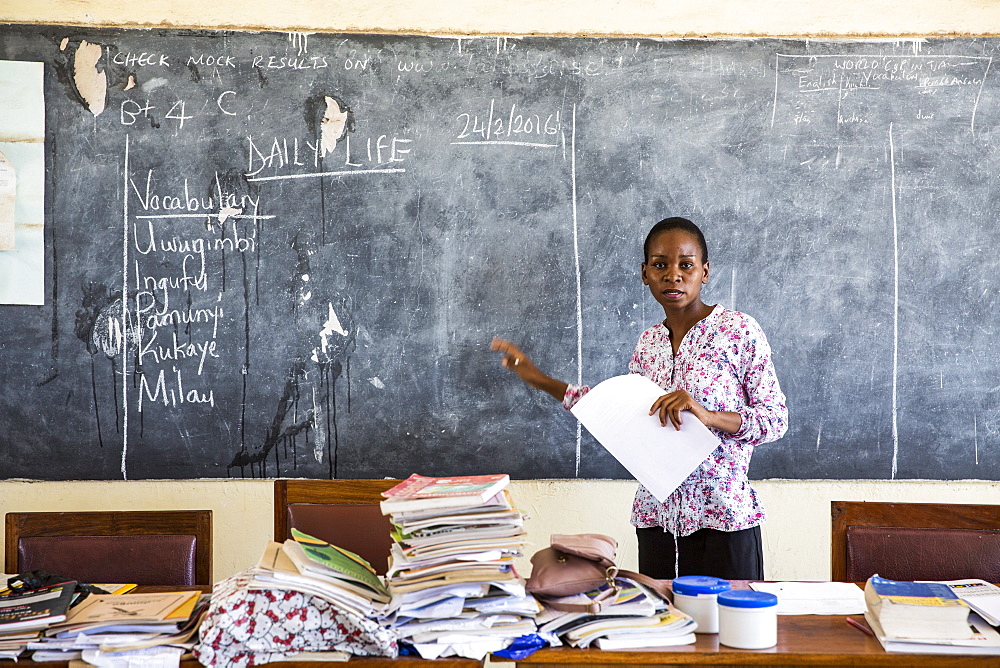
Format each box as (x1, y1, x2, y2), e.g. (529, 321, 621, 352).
(671, 576, 731, 634)
(717, 590, 778, 648)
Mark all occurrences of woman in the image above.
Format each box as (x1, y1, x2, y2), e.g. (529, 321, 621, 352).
(492, 217, 787, 580)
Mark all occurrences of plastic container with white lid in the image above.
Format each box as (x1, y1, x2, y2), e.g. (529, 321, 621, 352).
(717, 590, 779, 649)
(671, 575, 731, 634)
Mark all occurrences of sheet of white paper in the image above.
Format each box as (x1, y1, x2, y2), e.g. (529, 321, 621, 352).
(0, 61, 45, 305)
(81, 645, 184, 667)
(570, 374, 720, 502)
(399, 596, 466, 619)
(749, 581, 866, 615)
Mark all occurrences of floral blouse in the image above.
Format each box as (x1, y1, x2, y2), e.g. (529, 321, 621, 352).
(563, 305, 788, 537)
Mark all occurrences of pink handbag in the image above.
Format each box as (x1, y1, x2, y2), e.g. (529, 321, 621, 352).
(526, 533, 672, 613)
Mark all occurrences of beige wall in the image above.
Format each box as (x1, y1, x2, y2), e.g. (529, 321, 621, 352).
(5, 0, 1000, 36)
(2, 0, 997, 584)
(3, 479, 1000, 583)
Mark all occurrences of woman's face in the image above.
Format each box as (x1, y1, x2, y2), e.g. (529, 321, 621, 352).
(641, 229, 709, 312)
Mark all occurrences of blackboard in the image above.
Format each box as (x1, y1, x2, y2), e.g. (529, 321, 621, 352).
(0, 26, 997, 481)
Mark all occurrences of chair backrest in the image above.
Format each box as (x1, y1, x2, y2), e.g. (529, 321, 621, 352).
(274, 480, 397, 575)
(831, 501, 1000, 582)
(5, 510, 212, 586)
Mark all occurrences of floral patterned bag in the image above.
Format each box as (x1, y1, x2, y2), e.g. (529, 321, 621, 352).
(193, 570, 397, 667)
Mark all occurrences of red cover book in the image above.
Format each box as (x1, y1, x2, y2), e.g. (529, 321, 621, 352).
(382, 473, 509, 499)
(379, 474, 510, 514)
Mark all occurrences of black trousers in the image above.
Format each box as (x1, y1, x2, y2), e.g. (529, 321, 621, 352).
(636, 525, 764, 581)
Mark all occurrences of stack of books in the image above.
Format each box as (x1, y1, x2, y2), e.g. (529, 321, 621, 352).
(26, 589, 207, 663)
(251, 528, 391, 619)
(380, 473, 538, 659)
(863, 575, 1000, 655)
(0, 581, 78, 660)
(534, 578, 696, 649)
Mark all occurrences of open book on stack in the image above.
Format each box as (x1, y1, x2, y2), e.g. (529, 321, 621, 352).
(381, 473, 537, 660)
(251, 529, 390, 618)
(535, 578, 695, 649)
(863, 575, 1000, 655)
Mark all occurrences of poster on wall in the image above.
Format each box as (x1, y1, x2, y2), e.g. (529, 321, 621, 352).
(0, 59, 45, 305)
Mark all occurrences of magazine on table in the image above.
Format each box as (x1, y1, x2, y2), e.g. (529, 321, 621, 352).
(930, 579, 1000, 627)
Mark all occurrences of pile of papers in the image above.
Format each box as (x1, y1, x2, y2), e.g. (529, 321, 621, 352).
(534, 578, 695, 649)
(380, 473, 538, 659)
(863, 575, 1000, 655)
(251, 529, 391, 619)
(749, 581, 866, 615)
(26, 589, 207, 664)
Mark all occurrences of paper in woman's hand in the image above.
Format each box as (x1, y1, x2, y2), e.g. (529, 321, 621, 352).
(570, 374, 720, 502)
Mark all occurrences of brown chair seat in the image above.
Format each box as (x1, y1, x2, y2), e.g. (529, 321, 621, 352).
(5, 510, 212, 586)
(17, 535, 198, 586)
(275, 480, 397, 575)
(832, 501, 1000, 582)
(846, 525, 1000, 583)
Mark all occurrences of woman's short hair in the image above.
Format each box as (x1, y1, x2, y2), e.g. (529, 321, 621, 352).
(644, 217, 709, 264)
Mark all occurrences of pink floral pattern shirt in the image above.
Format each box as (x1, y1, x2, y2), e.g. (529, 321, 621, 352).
(563, 305, 788, 537)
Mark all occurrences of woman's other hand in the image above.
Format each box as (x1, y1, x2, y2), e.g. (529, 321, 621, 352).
(649, 390, 742, 433)
(649, 389, 708, 430)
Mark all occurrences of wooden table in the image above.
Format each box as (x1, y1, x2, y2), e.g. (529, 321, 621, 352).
(501, 614, 1000, 667)
(49, 586, 998, 666)
(177, 658, 479, 667)
(63, 651, 479, 667)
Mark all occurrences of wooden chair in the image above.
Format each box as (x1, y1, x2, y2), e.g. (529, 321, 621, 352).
(274, 479, 397, 575)
(831, 501, 1000, 582)
(5, 510, 212, 586)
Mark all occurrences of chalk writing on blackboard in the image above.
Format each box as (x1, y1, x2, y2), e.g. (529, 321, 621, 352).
(0, 27, 999, 482)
